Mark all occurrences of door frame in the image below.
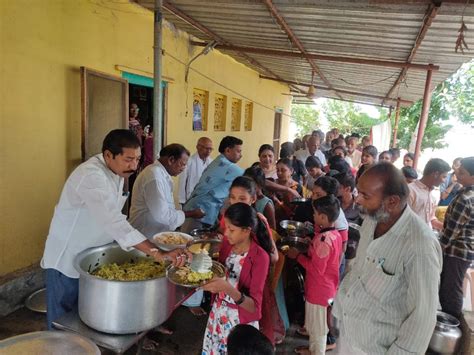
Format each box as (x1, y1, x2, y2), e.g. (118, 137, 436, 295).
(81, 67, 129, 160)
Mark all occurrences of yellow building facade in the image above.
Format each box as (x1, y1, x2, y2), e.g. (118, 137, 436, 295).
(0, 1, 291, 276)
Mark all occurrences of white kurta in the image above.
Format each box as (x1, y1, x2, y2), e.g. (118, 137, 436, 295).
(178, 153, 212, 204)
(333, 206, 442, 354)
(129, 161, 185, 238)
(295, 148, 327, 166)
(41, 154, 147, 278)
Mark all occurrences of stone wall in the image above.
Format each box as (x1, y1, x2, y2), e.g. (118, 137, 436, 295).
(0, 264, 44, 317)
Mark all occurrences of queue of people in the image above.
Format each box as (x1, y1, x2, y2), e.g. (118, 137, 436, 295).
(41, 124, 474, 355)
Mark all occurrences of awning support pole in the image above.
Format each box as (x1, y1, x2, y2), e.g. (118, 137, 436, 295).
(413, 68, 433, 169)
(392, 98, 401, 148)
(153, 0, 163, 158)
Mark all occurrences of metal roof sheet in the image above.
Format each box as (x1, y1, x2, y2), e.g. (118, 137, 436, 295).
(136, 0, 474, 106)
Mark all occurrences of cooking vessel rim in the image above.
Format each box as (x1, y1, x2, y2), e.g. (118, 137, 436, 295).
(74, 243, 167, 284)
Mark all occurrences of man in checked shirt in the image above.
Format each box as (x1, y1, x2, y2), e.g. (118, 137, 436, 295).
(439, 158, 474, 328)
(333, 163, 442, 354)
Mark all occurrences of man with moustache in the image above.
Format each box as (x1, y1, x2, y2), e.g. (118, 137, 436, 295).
(333, 163, 442, 354)
(41, 130, 186, 329)
(129, 144, 205, 238)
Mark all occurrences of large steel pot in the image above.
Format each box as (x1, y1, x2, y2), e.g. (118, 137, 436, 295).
(74, 243, 179, 334)
(428, 311, 462, 354)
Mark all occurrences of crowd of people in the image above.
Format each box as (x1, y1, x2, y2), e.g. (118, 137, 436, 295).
(41, 116, 474, 354)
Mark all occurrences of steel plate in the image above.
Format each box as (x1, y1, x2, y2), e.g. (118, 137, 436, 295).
(0, 331, 100, 354)
(25, 288, 47, 314)
(167, 261, 226, 288)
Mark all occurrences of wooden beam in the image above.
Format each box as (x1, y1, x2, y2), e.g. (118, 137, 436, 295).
(392, 99, 401, 148)
(162, 1, 306, 95)
(191, 41, 439, 71)
(262, 0, 343, 100)
(413, 69, 434, 169)
(261, 75, 414, 105)
(383, 3, 440, 104)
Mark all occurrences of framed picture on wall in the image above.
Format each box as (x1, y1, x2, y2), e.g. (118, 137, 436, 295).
(193, 100, 203, 131)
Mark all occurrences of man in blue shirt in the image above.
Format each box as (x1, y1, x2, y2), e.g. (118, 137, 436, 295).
(182, 136, 244, 231)
(439, 157, 463, 206)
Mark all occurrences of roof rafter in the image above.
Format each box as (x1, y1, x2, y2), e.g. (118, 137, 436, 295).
(162, 1, 306, 94)
(262, 0, 344, 100)
(259, 75, 414, 106)
(383, 2, 441, 104)
(190, 41, 439, 71)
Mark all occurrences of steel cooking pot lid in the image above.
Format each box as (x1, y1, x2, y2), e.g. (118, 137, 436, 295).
(25, 288, 47, 314)
(0, 331, 100, 355)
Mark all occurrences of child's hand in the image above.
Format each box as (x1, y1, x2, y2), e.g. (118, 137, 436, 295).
(287, 247, 299, 259)
(201, 277, 229, 293)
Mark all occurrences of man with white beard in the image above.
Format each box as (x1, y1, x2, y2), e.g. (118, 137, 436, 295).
(333, 163, 442, 354)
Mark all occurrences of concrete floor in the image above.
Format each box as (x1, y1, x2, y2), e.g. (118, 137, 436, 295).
(1, 306, 473, 354)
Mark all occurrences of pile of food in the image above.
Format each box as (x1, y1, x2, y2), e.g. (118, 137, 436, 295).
(436, 206, 448, 222)
(154, 232, 191, 245)
(174, 266, 213, 285)
(91, 259, 166, 281)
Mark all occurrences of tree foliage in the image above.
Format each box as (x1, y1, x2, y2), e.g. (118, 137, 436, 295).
(322, 100, 386, 136)
(397, 85, 452, 151)
(290, 104, 321, 137)
(396, 61, 473, 151)
(439, 61, 474, 125)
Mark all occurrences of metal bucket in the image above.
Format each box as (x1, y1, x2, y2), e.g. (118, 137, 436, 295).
(74, 243, 178, 334)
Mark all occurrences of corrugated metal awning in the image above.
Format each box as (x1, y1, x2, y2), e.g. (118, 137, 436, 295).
(135, 0, 474, 107)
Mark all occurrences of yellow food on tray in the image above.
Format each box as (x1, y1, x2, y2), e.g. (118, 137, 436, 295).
(155, 232, 190, 245)
(175, 266, 213, 285)
(436, 206, 448, 222)
(287, 224, 296, 230)
(188, 242, 211, 254)
(91, 260, 166, 281)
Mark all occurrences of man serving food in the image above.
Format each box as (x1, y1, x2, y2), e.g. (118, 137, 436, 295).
(41, 130, 189, 329)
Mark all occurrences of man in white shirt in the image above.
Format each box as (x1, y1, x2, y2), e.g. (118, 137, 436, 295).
(41, 130, 186, 329)
(178, 137, 213, 206)
(334, 163, 442, 354)
(129, 144, 205, 238)
(346, 136, 362, 168)
(320, 131, 335, 152)
(295, 135, 327, 166)
(408, 158, 450, 230)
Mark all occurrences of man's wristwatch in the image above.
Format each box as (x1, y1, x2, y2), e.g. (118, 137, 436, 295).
(235, 293, 246, 305)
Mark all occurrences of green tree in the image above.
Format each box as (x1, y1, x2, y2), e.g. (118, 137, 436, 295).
(396, 60, 473, 151)
(322, 100, 386, 136)
(440, 61, 474, 125)
(290, 104, 321, 137)
(397, 85, 452, 151)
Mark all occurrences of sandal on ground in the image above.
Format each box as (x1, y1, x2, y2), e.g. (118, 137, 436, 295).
(294, 345, 310, 354)
(296, 327, 309, 337)
(189, 306, 207, 316)
(156, 325, 173, 335)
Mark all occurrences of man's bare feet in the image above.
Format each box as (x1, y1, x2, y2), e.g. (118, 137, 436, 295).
(142, 337, 159, 351)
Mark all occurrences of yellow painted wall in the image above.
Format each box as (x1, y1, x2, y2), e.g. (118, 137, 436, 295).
(0, 1, 291, 276)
